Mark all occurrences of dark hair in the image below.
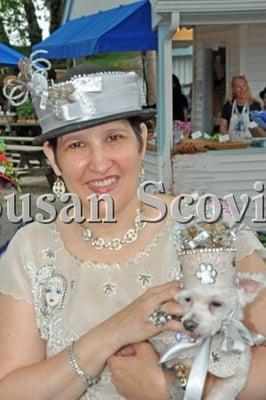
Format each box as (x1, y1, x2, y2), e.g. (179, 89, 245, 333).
(172, 74, 182, 98)
(48, 117, 144, 153)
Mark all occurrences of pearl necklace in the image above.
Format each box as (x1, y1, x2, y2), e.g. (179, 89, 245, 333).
(80, 209, 146, 251)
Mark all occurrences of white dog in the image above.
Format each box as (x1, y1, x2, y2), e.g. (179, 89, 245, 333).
(151, 249, 266, 400)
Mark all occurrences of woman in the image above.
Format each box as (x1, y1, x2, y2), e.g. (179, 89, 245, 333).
(220, 75, 261, 141)
(0, 56, 183, 399)
(0, 55, 265, 400)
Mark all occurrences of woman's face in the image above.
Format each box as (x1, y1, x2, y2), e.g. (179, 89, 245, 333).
(233, 78, 248, 101)
(45, 277, 64, 308)
(44, 119, 147, 216)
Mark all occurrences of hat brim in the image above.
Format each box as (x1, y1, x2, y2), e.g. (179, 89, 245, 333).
(33, 108, 156, 145)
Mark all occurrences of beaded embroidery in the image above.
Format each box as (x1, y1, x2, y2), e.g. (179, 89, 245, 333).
(25, 262, 73, 352)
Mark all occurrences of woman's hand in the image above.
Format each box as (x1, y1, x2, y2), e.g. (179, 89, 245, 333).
(104, 281, 183, 351)
(107, 342, 169, 400)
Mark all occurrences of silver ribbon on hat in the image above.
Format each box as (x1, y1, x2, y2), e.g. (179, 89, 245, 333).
(159, 318, 266, 400)
(3, 50, 50, 106)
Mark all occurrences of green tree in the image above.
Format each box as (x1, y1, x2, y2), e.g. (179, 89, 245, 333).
(45, 0, 65, 34)
(24, 0, 42, 45)
(0, 0, 31, 45)
(0, 14, 9, 44)
(0, 0, 65, 46)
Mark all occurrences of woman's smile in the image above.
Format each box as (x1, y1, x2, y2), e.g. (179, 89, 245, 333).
(87, 175, 119, 194)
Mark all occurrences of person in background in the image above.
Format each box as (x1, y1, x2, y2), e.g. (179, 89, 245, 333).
(219, 75, 261, 140)
(259, 86, 266, 111)
(172, 74, 188, 122)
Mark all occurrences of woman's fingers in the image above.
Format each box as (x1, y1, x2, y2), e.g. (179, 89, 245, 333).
(144, 280, 181, 298)
(109, 280, 183, 347)
(115, 345, 136, 357)
(147, 300, 184, 333)
(159, 300, 183, 319)
(145, 281, 182, 308)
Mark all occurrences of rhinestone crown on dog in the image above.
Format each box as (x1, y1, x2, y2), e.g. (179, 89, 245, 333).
(171, 197, 243, 289)
(178, 248, 238, 289)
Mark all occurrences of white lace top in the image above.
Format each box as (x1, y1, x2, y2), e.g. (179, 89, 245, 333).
(0, 220, 263, 399)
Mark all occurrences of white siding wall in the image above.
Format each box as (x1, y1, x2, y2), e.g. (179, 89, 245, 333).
(143, 151, 161, 182)
(172, 55, 193, 95)
(245, 23, 266, 99)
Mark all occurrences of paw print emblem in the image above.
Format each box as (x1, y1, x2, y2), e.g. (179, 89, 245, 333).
(196, 263, 217, 284)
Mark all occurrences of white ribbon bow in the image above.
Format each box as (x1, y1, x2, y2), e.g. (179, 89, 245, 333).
(160, 319, 265, 400)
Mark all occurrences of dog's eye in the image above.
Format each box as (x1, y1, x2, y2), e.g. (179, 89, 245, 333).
(185, 297, 191, 302)
(211, 301, 223, 307)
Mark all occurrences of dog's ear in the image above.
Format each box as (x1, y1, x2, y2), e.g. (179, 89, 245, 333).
(237, 273, 266, 305)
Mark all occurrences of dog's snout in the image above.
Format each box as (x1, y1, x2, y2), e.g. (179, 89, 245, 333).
(183, 319, 198, 332)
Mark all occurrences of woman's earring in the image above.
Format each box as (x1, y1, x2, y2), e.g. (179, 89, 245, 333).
(139, 165, 145, 183)
(52, 176, 66, 197)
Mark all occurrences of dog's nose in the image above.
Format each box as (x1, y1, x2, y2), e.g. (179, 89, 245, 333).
(183, 319, 198, 332)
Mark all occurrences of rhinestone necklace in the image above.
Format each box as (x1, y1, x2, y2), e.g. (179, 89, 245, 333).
(80, 209, 147, 251)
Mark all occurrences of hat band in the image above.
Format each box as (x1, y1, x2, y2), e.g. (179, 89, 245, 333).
(36, 80, 141, 135)
(179, 248, 237, 289)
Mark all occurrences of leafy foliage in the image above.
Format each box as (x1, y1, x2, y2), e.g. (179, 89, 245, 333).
(0, 0, 64, 45)
(45, 0, 65, 34)
(257, 232, 266, 248)
(16, 99, 36, 117)
(0, 0, 30, 45)
(0, 14, 8, 43)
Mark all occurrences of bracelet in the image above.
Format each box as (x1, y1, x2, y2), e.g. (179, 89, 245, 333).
(67, 341, 100, 387)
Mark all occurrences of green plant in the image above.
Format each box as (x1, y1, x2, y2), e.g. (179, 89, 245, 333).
(257, 232, 266, 248)
(16, 100, 36, 118)
(86, 52, 141, 71)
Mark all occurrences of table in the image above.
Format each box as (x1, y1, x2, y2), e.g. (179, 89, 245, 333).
(6, 143, 43, 165)
(0, 122, 41, 138)
(1, 135, 34, 143)
(5, 144, 53, 186)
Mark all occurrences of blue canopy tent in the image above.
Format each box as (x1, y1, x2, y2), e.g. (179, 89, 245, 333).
(33, 0, 157, 58)
(0, 43, 25, 66)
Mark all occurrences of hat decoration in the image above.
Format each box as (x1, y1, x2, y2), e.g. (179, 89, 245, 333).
(3, 50, 155, 145)
(3, 50, 51, 107)
(0, 139, 18, 189)
(171, 195, 244, 289)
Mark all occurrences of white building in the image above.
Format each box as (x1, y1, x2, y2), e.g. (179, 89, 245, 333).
(60, 1, 266, 230)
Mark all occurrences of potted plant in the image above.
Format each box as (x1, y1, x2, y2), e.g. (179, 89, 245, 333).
(16, 100, 37, 124)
